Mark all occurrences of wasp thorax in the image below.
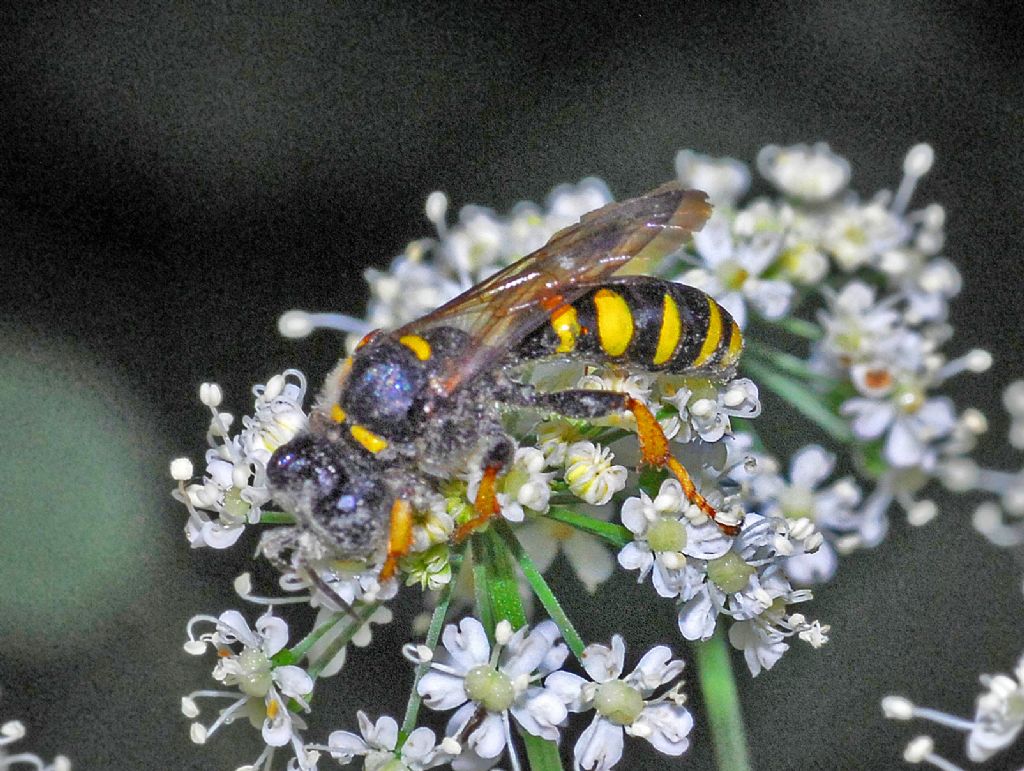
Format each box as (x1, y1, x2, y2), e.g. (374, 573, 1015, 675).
(341, 341, 428, 436)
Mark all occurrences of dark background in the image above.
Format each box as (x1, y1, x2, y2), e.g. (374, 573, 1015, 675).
(2, 2, 1023, 769)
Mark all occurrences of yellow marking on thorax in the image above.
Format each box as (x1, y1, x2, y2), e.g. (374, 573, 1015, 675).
(720, 320, 744, 369)
(399, 334, 432, 361)
(330, 404, 347, 423)
(593, 288, 634, 357)
(550, 304, 581, 353)
(653, 293, 682, 365)
(350, 424, 389, 454)
(692, 297, 723, 367)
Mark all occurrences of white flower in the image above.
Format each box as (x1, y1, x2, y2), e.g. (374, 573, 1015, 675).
(543, 178, 614, 234)
(0, 720, 71, 771)
(183, 610, 316, 770)
(175, 371, 309, 550)
(756, 142, 851, 202)
(324, 712, 457, 770)
(663, 376, 761, 444)
(750, 445, 859, 585)
(545, 636, 692, 771)
(821, 198, 911, 272)
(664, 510, 826, 675)
(563, 442, 628, 506)
(618, 479, 708, 598)
(674, 149, 750, 207)
(364, 250, 463, 332)
(680, 212, 793, 328)
(814, 281, 904, 373)
(883, 653, 1024, 767)
(413, 618, 569, 764)
(841, 392, 957, 468)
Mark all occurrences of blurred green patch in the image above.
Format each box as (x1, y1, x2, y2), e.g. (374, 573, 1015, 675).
(0, 337, 156, 655)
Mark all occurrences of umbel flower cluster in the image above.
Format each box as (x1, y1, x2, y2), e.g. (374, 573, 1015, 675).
(172, 142, 1011, 770)
(0, 717, 70, 771)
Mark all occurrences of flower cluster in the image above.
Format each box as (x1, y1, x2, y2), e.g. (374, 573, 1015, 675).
(404, 618, 693, 771)
(0, 718, 70, 771)
(883, 650, 1024, 770)
(171, 141, 1019, 769)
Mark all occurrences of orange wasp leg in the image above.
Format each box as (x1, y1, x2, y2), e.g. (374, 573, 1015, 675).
(624, 395, 741, 536)
(379, 498, 415, 581)
(452, 464, 503, 543)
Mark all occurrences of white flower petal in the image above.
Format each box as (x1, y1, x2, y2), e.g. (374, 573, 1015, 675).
(418, 670, 469, 710)
(574, 716, 624, 771)
(274, 665, 313, 698)
(582, 636, 626, 683)
(635, 702, 694, 756)
(789, 445, 835, 490)
(545, 671, 589, 712)
(884, 418, 925, 467)
(626, 646, 685, 693)
(677, 588, 718, 641)
(510, 689, 567, 741)
(327, 729, 369, 762)
(443, 617, 492, 672)
(617, 542, 653, 576)
(563, 533, 615, 593)
(256, 613, 290, 656)
(467, 711, 507, 759)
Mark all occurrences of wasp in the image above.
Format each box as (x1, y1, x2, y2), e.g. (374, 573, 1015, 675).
(266, 182, 742, 584)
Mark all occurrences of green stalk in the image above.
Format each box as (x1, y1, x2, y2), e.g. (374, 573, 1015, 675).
(472, 536, 497, 638)
(258, 510, 296, 525)
(477, 530, 564, 771)
(744, 340, 835, 384)
(693, 628, 753, 771)
(545, 506, 631, 548)
(305, 602, 381, 679)
(272, 611, 346, 666)
(396, 552, 462, 748)
(496, 520, 586, 660)
(743, 357, 853, 444)
(774, 315, 822, 340)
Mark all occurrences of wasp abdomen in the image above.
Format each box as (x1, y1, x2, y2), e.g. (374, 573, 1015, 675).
(516, 277, 742, 377)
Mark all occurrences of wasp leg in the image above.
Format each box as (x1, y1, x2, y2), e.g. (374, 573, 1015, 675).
(380, 499, 414, 581)
(452, 438, 515, 542)
(521, 389, 741, 537)
(452, 463, 503, 542)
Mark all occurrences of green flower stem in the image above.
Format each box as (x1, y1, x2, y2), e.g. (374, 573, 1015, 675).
(745, 340, 835, 384)
(478, 529, 564, 771)
(743, 357, 854, 444)
(396, 551, 462, 748)
(305, 602, 381, 679)
(496, 520, 586, 661)
(272, 612, 346, 667)
(545, 506, 631, 548)
(258, 510, 296, 525)
(472, 536, 497, 639)
(774, 315, 823, 340)
(693, 627, 753, 771)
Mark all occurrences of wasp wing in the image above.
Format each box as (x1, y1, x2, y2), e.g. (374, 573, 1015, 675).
(393, 183, 712, 395)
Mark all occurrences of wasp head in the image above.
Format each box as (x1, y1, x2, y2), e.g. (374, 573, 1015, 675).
(266, 433, 389, 557)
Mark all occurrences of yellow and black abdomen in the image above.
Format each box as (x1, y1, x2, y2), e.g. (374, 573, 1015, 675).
(516, 277, 743, 377)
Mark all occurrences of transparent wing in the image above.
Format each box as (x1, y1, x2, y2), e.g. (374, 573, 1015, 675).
(393, 183, 711, 395)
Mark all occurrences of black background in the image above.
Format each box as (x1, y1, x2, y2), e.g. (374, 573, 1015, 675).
(2, 2, 1023, 769)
